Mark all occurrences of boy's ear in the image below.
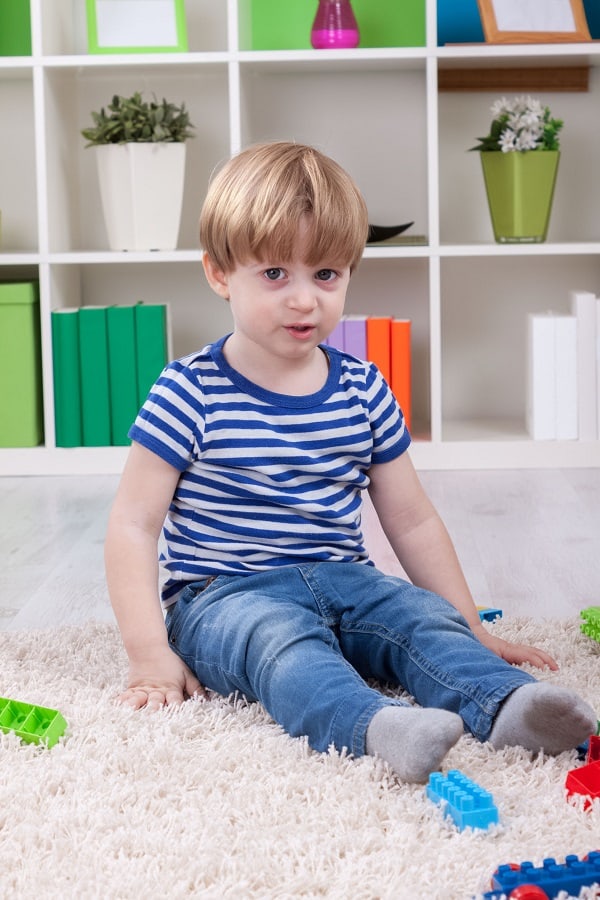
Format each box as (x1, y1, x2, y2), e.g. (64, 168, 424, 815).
(202, 253, 230, 300)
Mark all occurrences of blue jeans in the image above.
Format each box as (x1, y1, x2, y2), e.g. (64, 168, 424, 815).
(165, 562, 536, 757)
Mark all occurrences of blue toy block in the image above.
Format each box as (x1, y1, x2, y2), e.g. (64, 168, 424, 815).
(489, 851, 600, 898)
(0, 696, 67, 748)
(477, 607, 503, 623)
(426, 769, 499, 830)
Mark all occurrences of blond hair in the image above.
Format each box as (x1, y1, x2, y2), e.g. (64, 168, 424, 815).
(199, 142, 368, 273)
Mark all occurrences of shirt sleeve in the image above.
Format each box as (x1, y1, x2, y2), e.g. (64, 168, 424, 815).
(365, 362, 411, 464)
(128, 359, 205, 471)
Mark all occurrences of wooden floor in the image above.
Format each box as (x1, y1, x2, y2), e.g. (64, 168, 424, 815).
(1, 467, 599, 631)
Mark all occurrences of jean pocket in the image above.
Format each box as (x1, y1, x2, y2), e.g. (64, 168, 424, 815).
(166, 577, 219, 647)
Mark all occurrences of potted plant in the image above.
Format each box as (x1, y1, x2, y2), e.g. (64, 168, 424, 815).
(470, 96, 563, 243)
(81, 92, 195, 251)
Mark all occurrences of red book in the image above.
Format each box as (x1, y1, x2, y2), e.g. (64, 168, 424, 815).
(366, 316, 391, 384)
(391, 318, 411, 430)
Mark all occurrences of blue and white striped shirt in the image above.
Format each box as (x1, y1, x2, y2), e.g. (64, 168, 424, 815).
(129, 336, 411, 606)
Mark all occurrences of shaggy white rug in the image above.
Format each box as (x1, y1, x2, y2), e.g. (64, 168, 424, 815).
(1, 616, 599, 900)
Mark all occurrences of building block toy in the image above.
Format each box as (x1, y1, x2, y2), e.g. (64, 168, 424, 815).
(588, 734, 600, 763)
(477, 606, 503, 623)
(567, 732, 600, 809)
(0, 696, 67, 748)
(426, 769, 499, 830)
(580, 606, 600, 642)
(480, 851, 600, 899)
(566, 759, 600, 809)
(576, 725, 600, 761)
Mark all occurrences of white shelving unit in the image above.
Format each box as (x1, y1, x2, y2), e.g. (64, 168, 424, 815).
(1, 0, 599, 475)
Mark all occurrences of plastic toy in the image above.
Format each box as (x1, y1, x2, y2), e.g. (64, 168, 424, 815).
(566, 760, 600, 809)
(505, 887, 549, 899)
(0, 696, 67, 748)
(580, 606, 600, 642)
(477, 606, 503, 623)
(567, 734, 600, 809)
(426, 769, 499, 830)
(478, 851, 600, 899)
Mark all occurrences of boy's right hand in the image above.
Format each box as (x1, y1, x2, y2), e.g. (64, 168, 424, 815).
(118, 646, 205, 710)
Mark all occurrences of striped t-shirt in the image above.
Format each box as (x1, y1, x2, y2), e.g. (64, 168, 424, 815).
(129, 335, 411, 605)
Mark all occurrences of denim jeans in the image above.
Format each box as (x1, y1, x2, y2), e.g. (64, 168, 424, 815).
(165, 562, 536, 757)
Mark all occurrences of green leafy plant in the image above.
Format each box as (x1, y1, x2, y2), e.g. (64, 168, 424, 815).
(470, 96, 563, 153)
(81, 91, 194, 146)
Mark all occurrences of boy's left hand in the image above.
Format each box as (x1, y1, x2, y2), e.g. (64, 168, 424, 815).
(473, 624, 559, 671)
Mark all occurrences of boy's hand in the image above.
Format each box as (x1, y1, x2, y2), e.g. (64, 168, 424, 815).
(473, 624, 559, 672)
(118, 646, 205, 710)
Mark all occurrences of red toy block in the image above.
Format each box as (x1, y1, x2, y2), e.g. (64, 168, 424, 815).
(566, 759, 600, 809)
(588, 735, 600, 763)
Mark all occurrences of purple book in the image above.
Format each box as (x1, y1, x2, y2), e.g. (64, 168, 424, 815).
(343, 315, 367, 360)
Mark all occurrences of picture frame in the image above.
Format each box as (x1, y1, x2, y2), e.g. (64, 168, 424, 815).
(476, 0, 591, 43)
(85, 0, 188, 54)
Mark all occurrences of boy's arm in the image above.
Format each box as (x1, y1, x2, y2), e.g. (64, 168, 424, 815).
(105, 441, 203, 708)
(367, 452, 558, 671)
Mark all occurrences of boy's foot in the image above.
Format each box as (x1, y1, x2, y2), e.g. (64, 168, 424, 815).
(489, 682, 597, 755)
(365, 705, 463, 783)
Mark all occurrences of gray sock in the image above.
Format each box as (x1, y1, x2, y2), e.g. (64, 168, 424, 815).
(489, 682, 597, 755)
(365, 705, 464, 784)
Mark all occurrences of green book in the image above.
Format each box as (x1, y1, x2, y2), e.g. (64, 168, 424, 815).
(134, 303, 168, 407)
(51, 309, 82, 447)
(0, 0, 32, 56)
(0, 281, 42, 447)
(78, 306, 111, 446)
(107, 305, 138, 446)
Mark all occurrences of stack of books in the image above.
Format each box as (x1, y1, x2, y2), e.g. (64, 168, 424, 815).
(527, 289, 600, 440)
(326, 315, 411, 429)
(51, 302, 168, 448)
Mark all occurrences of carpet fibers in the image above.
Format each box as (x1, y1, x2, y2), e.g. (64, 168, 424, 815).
(1, 617, 599, 900)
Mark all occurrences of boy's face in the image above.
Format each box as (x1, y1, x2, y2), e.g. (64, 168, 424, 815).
(203, 227, 350, 366)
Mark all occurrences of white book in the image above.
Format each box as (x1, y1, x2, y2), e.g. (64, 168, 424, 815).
(527, 313, 556, 440)
(553, 315, 578, 440)
(569, 290, 598, 441)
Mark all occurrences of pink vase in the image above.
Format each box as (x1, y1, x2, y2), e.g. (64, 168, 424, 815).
(311, 0, 360, 50)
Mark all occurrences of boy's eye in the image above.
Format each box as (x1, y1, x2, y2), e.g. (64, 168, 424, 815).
(315, 269, 336, 282)
(264, 267, 284, 281)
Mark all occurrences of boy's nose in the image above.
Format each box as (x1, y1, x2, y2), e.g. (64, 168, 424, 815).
(289, 286, 317, 311)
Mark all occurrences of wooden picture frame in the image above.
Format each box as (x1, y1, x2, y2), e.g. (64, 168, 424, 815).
(476, 0, 591, 44)
(85, 0, 188, 54)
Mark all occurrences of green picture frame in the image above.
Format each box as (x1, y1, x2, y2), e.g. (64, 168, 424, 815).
(85, 0, 188, 54)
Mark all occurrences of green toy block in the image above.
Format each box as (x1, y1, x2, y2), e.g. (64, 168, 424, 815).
(581, 606, 600, 643)
(0, 696, 67, 748)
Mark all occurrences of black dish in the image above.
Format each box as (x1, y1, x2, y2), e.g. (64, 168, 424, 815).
(367, 222, 414, 243)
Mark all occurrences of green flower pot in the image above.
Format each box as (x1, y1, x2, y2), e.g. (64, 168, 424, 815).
(480, 150, 560, 243)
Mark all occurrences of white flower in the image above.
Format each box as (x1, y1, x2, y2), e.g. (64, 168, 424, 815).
(499, 129, 517, 152)
(515, 130, 540, 151)
(521, 110, 542, 129)
(491, 97, 510, 118)
(472, 95, 562, 153)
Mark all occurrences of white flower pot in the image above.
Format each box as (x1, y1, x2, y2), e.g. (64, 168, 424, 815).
(94, 143, 186, 251)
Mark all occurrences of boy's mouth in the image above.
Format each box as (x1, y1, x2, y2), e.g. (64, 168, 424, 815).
(286, 323, 316, 340)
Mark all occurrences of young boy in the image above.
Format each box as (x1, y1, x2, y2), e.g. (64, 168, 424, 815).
(105, 141, 595, 783)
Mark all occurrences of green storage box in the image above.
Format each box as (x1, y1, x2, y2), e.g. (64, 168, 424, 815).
(0, 0, 32, 56)
(0, 281, 43, 447)
(246, 0, 426, 50)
